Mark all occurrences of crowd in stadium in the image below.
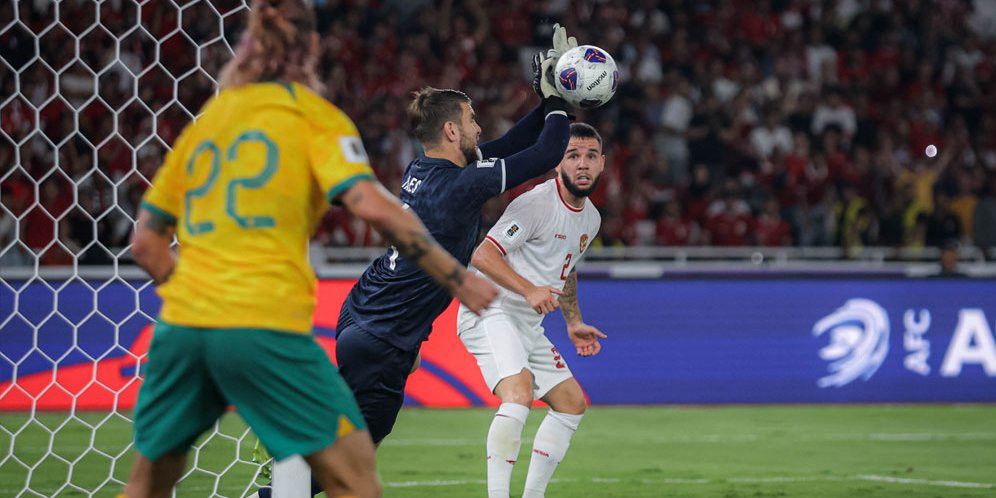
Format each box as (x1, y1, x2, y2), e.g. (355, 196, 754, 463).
(2, 0, 996, 266)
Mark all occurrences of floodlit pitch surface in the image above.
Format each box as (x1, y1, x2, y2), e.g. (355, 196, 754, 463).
(2, 405, 994, 497)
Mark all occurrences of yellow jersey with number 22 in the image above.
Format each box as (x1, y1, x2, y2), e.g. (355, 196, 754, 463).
(141, 81, 374, 334)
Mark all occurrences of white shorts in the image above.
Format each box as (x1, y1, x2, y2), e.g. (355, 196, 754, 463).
(458, 309, 573, 400)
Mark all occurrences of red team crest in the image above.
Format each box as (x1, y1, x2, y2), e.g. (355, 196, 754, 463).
(579, 234, 589, 253)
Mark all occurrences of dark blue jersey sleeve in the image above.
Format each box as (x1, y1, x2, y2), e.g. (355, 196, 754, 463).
(451, 112, 570, 206)
(449, 156, 507, 208)
(478, 104, 545, 159)
(502, 112, 570, 190)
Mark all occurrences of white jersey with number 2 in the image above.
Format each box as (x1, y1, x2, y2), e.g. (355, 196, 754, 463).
(468, 177, 601, 327)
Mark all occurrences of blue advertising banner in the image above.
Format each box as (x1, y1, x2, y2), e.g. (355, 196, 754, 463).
(548, 279, 996, 404)
(2, 278, 995, 407)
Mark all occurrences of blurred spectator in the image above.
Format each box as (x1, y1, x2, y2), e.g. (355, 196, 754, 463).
(935, 239, 967, 278)
(704, 187, 755, 247)
(835, 183, 872, 252)
(811, 89, 856, 140)
(755, 198, 792, 247)
(924, 192, 963, 248)
(655, 200, 699, 246)
(657, 72, 695, 184)
(749, 107, 793, 159)
(974, 175, 996, 257)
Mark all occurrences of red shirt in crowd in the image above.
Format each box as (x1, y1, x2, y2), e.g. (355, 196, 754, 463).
(656, 216, 697, 246)
(705, 210, 755, 246)
(754, 214, 792, 246)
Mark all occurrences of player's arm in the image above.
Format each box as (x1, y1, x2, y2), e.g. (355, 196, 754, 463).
(478, 105, 545, 159)
(451, 106, 569, 206)
(133, 124, 188, 286)
(480, 23, 575, 158)
(130, 209, 177, 285)
(451, 53, 571, 205)
(340, 180, 497, 314)
(502, 100, 571, 189)
(470, 238, 562, 315)
(560, 268, 607, 357)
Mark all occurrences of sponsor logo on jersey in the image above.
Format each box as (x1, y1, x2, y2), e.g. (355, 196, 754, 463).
(505, 224, 519, 238)
(813, 298, 890, 387)
(554, 233, 567, 240)
(580, 234, 589, 252)
(477, 158, 499, 168)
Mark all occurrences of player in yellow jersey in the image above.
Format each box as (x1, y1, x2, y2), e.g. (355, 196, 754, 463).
(120, 1, 497, 497)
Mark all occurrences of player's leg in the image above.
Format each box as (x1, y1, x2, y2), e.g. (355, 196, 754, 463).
(523, 336, 585, 498)
(122, 451, 186, 498)
(335, 323, 418, 445)
(211, 328, 381, 498)
(252, 323, 409, 498)
(459, 313, 533, 498)
(125, 323, 228, 497)
(304, 429, 381, 498)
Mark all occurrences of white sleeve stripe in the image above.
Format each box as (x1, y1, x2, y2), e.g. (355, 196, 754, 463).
(545, 110, 568, 119)
(500, 158, 506, 193)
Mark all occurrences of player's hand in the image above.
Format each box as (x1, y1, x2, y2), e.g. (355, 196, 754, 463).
(533, 23, 577, 100)
(532, 52, 560, 99)
(567, 323, 607, 357)
(453, 271, 499, 315)
(525, 285, 563, 315)
(548, 22, 578, 60)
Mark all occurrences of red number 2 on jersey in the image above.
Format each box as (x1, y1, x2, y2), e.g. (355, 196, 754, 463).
(560, 253, 573, 280)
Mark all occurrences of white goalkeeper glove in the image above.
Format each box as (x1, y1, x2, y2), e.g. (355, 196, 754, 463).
(532, 23, 579, 100)
(547, 22, 578, 60)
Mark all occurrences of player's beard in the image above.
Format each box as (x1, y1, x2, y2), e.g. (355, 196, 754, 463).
(560, 169, 601, 198)
(459, 130, 480, 164)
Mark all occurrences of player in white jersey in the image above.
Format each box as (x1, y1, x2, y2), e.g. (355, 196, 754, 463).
(457, 123, 606, 498)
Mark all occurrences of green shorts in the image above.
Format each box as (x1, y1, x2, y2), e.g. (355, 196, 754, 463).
(133, 322, 366, 461)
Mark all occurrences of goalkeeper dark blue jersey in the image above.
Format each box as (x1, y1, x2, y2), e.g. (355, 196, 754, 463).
(338, 105, 570, 352)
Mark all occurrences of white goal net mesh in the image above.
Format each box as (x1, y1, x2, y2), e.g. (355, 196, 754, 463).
(1, 1, 271, 496)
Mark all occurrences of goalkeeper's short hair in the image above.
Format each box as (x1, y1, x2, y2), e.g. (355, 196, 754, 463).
(408, 87, 472, 146)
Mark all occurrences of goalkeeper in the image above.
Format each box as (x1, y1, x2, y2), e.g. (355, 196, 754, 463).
(120, 1, 497, 497)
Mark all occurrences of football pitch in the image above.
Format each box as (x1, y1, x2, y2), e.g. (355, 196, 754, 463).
(2, 405, 994, 497)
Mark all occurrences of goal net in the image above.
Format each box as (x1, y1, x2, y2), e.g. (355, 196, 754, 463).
(1, 1, 271, 496)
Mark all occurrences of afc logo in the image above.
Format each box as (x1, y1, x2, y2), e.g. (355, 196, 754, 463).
(813, 298, 889, 388)
(814, 299, 996, 388)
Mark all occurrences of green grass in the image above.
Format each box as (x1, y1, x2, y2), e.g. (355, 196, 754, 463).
(2, 405, 995, 497)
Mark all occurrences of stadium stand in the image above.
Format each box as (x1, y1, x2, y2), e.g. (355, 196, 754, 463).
(2, 0, 995, 266)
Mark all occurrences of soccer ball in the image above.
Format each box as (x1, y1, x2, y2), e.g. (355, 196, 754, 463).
(554, 45, 619, 109)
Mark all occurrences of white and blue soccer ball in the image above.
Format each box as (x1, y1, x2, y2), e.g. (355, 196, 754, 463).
(554, 45, 619, 109)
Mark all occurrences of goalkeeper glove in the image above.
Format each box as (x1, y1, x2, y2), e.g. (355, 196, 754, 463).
(533, 52, 573, 116)
(532, 51, 560, 99)
(532, 23, 578, 99)
(548, 22, 578, 60)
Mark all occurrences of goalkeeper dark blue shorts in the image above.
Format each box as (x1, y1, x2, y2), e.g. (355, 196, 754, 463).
(133, 321, 366, 460)
(334, 310, 419, 444)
